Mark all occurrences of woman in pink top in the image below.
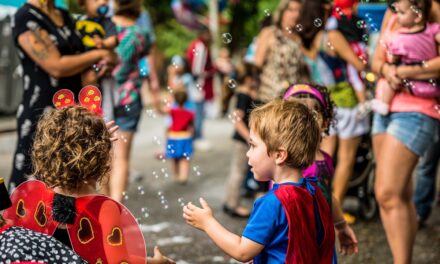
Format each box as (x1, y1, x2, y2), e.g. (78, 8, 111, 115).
(372, 0, 440, 115)
(371, 0, 440, 262)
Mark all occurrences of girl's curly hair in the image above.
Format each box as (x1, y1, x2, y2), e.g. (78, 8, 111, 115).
(32, 106, 112, 193)
(285, 84, 336, 135)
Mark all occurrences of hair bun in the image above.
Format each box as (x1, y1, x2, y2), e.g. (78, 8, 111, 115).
(52, 193, 76, 224)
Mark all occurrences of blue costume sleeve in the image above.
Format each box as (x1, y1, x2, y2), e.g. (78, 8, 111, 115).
(242, 193, 285, 246)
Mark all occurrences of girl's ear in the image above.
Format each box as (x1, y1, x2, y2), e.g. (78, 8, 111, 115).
(275, 148, 288, 165)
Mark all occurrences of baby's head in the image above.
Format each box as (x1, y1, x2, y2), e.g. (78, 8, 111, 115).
(174, 89, 188, 107)
(32, 106, 112, 193)
(393, 0, 432, 27)
(247, 99, 320, 180)
(79, 0, 109, 18)
(283, 84, 335, 135)
(114, 0, 142, 19)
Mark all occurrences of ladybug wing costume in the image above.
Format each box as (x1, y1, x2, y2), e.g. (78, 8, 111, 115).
(3, 180, 147, 264)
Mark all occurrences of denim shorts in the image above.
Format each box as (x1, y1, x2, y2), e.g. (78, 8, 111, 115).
(372, 112, 439, 156)
(114, 100, 142, 132)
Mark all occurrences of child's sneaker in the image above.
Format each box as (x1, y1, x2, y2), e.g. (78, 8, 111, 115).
(371, 99, 390, 115)
(343, 212, 356, 225)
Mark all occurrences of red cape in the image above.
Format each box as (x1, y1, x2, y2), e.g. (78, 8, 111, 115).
(274, 179, 335, 263)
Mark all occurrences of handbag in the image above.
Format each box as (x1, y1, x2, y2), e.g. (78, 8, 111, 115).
(329, 81, 358, 108)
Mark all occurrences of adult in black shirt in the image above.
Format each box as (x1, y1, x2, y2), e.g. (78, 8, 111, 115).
(10, 0, 116, 189)
(223, 64, 261, 218)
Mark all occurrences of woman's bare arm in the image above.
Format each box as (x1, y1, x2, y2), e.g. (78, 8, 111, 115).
(254, 27, 274, 68)
(372, 9, 393, 74)
(18, 28, 114, 78)
(328, 30, 365, 71)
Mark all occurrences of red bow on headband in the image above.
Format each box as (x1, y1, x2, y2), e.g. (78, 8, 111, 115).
(52, 85, 103, 115)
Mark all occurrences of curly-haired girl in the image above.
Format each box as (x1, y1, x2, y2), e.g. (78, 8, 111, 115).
(30, 106, 175, 264)
(284, 84, 359, 258)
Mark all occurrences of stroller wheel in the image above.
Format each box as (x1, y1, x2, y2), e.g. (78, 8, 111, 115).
(360, 196, 378, 220)
(359, 166, 378, 220)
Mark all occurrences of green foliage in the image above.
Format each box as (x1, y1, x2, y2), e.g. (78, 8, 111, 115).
(155, 19, 197, 58)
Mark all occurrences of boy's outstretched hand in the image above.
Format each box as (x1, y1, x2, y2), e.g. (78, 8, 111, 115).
(183, 198, 214, 231)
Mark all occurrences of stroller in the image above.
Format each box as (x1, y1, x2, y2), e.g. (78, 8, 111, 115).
(343, 133, 378, 220)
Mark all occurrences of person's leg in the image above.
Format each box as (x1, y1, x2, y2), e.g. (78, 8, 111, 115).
(224, 142, 250, 215)
(321, 135, 337, 158)
(375, 134, 418, 264)
(333, 136, 362, 203)
(172, 158, 179, 181)
(177, 158, 190, 184)
(110, 131, 134, 202)
(414, 127, 440, 224)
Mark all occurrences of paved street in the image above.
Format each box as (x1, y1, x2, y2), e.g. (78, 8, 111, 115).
(0, 112, 439, 263)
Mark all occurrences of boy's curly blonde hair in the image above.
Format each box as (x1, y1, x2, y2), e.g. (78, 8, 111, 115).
(249, 99, 320, 170)
(32, 106, 112, 193)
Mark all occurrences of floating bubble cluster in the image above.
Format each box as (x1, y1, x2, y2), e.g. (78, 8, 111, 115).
(145, 109, 157, 118)
(152, 135, 161, 145)
(193, 166, 201, 177)
(264, 9, 270, 17)
(178, 197, 186, 207)
(158, 191, 169, 209)
(137, 186, 145, 195)
(141, 207, 150, 219)
(227, 111, 240, 124)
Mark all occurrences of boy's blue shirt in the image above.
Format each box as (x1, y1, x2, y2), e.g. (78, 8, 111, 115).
(242, 183, 290, 264)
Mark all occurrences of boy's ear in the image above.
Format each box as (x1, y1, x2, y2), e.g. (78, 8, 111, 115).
(275, 148, 288, 165)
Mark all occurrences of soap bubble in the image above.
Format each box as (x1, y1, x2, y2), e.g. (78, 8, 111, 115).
(227, 79, 237, 89)
(221, 33, 232, 44)
(313, 18, 322, 27)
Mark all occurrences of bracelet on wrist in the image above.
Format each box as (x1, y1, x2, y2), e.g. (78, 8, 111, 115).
(334, 219, 347, 228)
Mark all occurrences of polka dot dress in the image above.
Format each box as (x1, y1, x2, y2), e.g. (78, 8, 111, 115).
(0, 226, 87, 263)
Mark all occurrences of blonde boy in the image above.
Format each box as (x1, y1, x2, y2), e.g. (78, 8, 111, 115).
(183, 99, 335, 263)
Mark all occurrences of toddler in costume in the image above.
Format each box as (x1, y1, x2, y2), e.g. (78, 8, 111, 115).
(76, 0, 118, 79)
(183, 99, 335, 263)
(374, 0, 440, 115)
(3, 87, 174, 264)
(164, 89, 195, 184)
(284, 84, 359, 259)
(76, 0, 118, 51)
